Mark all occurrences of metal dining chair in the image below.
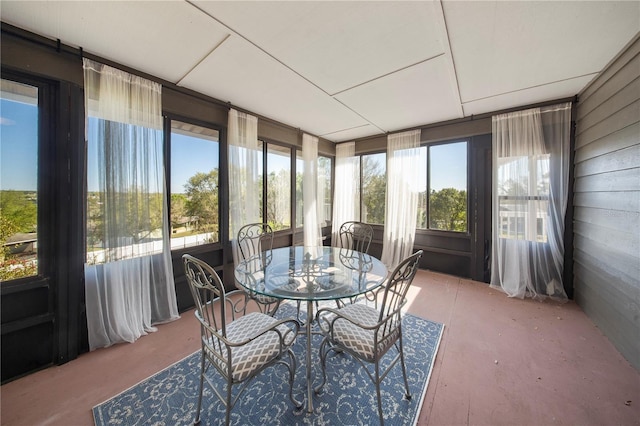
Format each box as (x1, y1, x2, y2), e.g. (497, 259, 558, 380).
(236, 223, 281, 316)
(314, 250, 424, 425)
(183, 254, 302, 426)
(337, 221, 374, 254)
(336, 221, 375, 306)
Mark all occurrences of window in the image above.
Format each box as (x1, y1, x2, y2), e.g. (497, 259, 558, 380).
(429, 142, 468, 231)
(417, 141, 468, 232)
(416, 147, 428, 228)
(296, 153, 333, 229)
(169, 121, 220, 249)
(267, 143, 291, 231)
(497, 154, 549, 242)
(317, 156, 332, 227)
(86, 116, 166, 264)
(361, 153, 386, 225)
(0, 79, 39, 280)
(295, 151, 303, 228)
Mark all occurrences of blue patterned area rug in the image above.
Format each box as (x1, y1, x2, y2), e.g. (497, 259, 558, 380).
(93, 303, 444, 426)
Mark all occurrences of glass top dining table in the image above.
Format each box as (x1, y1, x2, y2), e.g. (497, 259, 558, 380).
(234, 245, 388, 302)
(234, 245, 388, 413)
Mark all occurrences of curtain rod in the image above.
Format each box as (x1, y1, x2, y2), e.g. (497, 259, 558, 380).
(346, 96, 576, 145)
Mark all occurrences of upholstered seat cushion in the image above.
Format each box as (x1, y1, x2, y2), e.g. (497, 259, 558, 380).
(318, 303, 400, 362)
(206, 312, 295, 382)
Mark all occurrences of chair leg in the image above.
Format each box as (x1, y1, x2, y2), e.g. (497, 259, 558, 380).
(194, 352, 205, 425)
(374, 359, 384, 426)
(266, 299, 281, 317)
(225, 377, 233, 426)
(398, 330, 412, 400)
(286, 349, 304, 409)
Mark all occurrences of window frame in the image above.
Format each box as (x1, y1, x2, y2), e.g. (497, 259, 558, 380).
(265, 140, 293, 232)
(359, 151, 387, 226)
(165, 114, 224, 252)
(417, 138, 471, 236)
(294, 149, 335, 230)
(316, 154, 334, 229)
(496, 154, 550, 243)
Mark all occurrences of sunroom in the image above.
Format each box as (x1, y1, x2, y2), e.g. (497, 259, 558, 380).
(1, 2, 639, 425)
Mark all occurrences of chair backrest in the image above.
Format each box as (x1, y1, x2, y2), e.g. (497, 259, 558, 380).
(183, 254, 230, 341)
(378, 250, 423, 323)
(237, 223, 274, 262)
(338, 221, 373, 254)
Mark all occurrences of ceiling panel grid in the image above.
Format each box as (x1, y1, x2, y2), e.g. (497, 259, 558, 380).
(2, 0, 638, 143)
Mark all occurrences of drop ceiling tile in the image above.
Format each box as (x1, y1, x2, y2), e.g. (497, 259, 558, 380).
(193, 1, 445, 95)
(178, 35, 368, 138)
(335, 55, 463, 132)
(445, 1, 640, 103)
(462, 74, 595, 116)
(320, 124, 382, 143)
(1, 1, 230, 83)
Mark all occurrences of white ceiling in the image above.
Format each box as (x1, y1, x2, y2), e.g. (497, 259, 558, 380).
(2, 1, 639, 142)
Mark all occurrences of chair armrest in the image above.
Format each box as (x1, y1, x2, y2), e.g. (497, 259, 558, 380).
(200, 315, 300, 349)
(316, 306, 380, 331)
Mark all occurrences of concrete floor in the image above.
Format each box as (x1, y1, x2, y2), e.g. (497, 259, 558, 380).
(2, 269, 639, 425)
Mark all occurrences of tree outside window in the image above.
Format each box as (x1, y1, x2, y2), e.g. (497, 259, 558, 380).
(317, 156, 332, 227)
(429, 142, 467, 232)
(267, 143, 291, 231)
(361, 153, 386, 225)
(0, 80, 38, 281)
(296, 154, 333, 229)
(416, 141, 468, 232)
(169, 121, 220, 249)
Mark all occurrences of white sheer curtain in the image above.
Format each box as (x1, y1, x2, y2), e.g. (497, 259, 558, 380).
(302, 133, 322, 247)
(331, 142, 359, 247)
(381, 130, 421, 268)
(83, 59, 178, 350)
(228, 108, 261, 264)
(491, 103, 571, 300)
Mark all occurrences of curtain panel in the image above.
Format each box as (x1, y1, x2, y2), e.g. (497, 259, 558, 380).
(490, 103, 571, 300)
(331, 142, 359, 247)
(228, 108, 261, 265)
(302, 133, 322, 247)
(83, 59, 178, 350)
(381, 130, 421, 268)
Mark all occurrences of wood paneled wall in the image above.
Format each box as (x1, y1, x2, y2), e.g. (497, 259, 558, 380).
(574, 34, 640, 371)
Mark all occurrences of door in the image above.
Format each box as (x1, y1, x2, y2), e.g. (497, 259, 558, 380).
(1, 75, 57, 381)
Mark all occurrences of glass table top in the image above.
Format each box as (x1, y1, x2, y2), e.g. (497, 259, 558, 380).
(234, 246, 388, 301)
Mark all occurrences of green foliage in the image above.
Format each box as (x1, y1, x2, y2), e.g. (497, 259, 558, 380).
(429, 187, 467, 232)
(183, 169, 219, 232)
(0, 191, 37, 233)
(86, 190, 164, 249)
(86, 192, 104, 249)
(362, 156, 386, 224)
(0, 214, 17, 246)
(267, 169, 291, 229)
(0, 256, 37, 281)
(0, 192, 38, 281)
(170, 193, 188, 227)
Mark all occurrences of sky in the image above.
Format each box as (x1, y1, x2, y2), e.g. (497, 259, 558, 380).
(430, 141, 467, 191)
(0, 98, 38, 191)
(365, 143, 467, 192)
(170, 133, 219, 194)
(1, 97, 467, 194)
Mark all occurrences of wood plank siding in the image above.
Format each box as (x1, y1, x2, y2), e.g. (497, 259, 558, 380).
(574, 34, 640, 371)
